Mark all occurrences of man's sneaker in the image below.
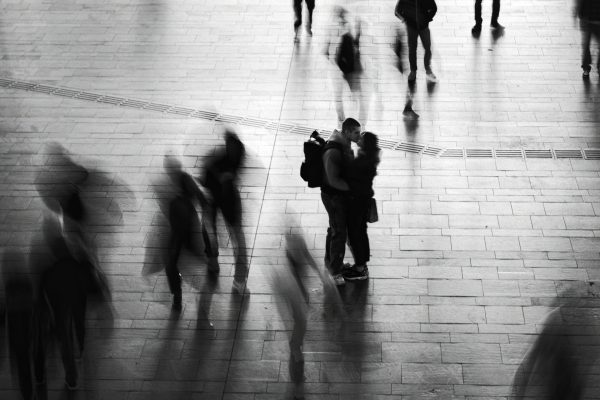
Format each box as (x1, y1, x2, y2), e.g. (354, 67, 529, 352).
(342, 266, 369, 281)
(471, 24, 482, 35)
(583, 69, 591, 80)
(403, 107, 420, 120)
(332, 274, 345, 286)
(407, 70, 416, 82)
(491, 21, 504, 30)
(426, 71, 437, 82)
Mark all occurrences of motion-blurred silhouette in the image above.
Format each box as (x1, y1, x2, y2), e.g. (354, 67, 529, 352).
(199, 130, 248, 294)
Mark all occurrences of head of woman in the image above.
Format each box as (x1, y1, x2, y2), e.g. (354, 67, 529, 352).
(358, 131, 380, 158)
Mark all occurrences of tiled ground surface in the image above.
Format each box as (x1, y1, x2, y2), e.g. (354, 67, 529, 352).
(1, 0, 600, 399)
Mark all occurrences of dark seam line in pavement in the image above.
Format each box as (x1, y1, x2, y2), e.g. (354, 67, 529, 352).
(217, 43, 298, 396)
(1, 77, 599, 161)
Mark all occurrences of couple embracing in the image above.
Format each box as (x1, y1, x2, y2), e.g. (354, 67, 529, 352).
(321, 118, 380, 286)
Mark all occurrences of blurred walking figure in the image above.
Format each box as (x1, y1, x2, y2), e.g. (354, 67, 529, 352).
(294, 0, 315, 39)
(161, 154, 215, 310)
(321, 118, 361, 286)
(33, 211, 92, 391)
(274, 222, 345, 399)
(394, 0, 437, 83)
(472, 0, 503, 36)
(511, 293, 600, 399)
(2, 251, 36, 399)
(200, 130, 248, 294)
(394, 27, 419, 120)
(575, 0, 600, 79)
(344, 132, 380, 282)
(324, 6, 368, 126)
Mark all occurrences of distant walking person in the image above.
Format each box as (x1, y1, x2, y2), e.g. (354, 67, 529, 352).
(472, 0, 503, 35)
(575, 0, 600, 79)
(294, 0, 315, 39)
(344, 132, 380, 281)
(395, 0, 437, 83)
(200, 130, 248, 294)
(321, 118, 361, 286)
(325, 6, 368, 126)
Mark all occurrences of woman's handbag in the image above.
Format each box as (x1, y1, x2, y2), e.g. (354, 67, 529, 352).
(367, 198, 378, 223)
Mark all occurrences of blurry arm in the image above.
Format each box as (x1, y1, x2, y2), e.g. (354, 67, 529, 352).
(183, 173, 207, 208)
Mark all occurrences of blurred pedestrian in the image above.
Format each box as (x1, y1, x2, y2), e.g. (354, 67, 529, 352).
(344, 131, 380, 281)
(511, 292, 600, 399)
(294, 0, 315, 39)
(395, 0, 438, 83)
(199, 130, 248, 294)
(575, 0, 600, 79)
(161, 154, 215, 310)
(324, 6, 368, 126)
(394, 27, 419, 120)
(321, 118, 361, 286)
(2, 251, 36, 399)
(472, 0, 503, 35)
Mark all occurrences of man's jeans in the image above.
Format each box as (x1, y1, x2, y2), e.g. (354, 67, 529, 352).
(406, 25, 432, 73)
(321, 191, 348, 275)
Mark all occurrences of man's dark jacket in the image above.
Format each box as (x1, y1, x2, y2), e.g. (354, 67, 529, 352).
(395, 0, 437, 30)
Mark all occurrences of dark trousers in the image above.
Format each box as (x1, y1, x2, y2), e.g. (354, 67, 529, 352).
(35, 259, 84, 387)
(206, 186, 247, 282)
(166, 196, 213, 295)
(581, 21, 600, 72)
(293, 0, 315, 30)
(347, 197, 371, 266)
(321, 191, 348, 274)
(475, 0, 500, 25)
(406, 25, 432, 72)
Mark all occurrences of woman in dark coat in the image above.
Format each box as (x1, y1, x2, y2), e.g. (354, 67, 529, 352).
(343, 131, 380, 281)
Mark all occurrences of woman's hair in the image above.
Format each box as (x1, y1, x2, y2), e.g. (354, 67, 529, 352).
(360, 131, 380, 154)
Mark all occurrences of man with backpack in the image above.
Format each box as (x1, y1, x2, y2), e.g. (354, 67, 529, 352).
(320, 118, 361, 286)
(324, 6, 367, 126)
(395, 0, 438, 83)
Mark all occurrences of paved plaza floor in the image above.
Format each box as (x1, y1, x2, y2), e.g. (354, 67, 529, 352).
(1, 0, 600, 399)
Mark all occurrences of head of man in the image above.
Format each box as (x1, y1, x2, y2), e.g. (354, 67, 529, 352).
(341, 118, 361, 143)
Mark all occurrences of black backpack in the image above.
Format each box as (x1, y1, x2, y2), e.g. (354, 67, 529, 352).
(300, 131, 342, 188)
(336, 32, 359, 75)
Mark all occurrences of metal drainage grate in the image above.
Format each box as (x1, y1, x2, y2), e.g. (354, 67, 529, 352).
(584, 150, 600, 160)
(143, 103, 171, 112)
(422, 146, 443, 156)
(525, 149, 553, 159)
(97, 96, 123, 105)
(495, 149, 523, 158)
(379, 138, 397, 150)
(440, 149, 464, 158)
(396, 142, 424, 153)
(466, 149, 493, 158)
(76, 92, 102, 102)
(54, 88, 80, 98)
(555, 150, 583, 159)
(290, 126, 316, 136)
(3, 77, 600, 161)
(192, 110, 219, 120)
